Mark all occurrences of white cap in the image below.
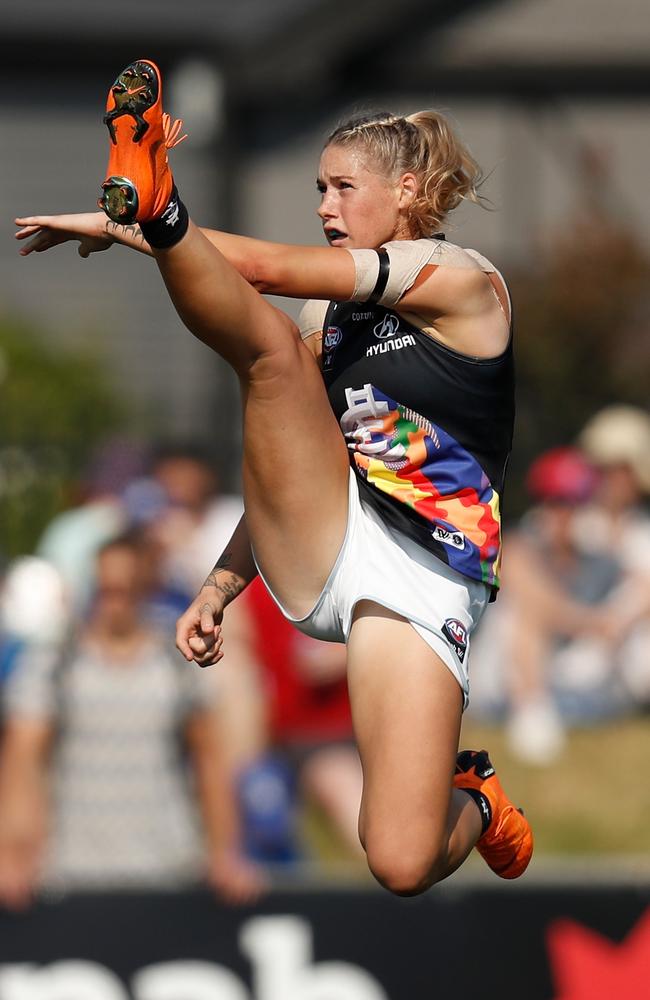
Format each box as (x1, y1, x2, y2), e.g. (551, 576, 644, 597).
(0, 557, 70, 641)
(579, 405, 650, 493)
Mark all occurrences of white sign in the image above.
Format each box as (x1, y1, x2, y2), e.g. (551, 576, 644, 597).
(0, 916, 389, 1000)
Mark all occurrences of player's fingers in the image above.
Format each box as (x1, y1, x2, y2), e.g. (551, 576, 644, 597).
(14, 216, 53, 228)
(189, 634, 223, 668)
(188, 634, 213, 655)
(19, 235, 51, 256)
(199, 602, 220, 634)
(176, 617, 201, 662)
(197, 648, 224, 669)
(15, 215, 74, 229)
(189, 632, 223, 657)
(15, 225, 42, 240)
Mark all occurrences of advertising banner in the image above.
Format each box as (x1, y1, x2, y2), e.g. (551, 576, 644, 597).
(1, 884, 649, 999)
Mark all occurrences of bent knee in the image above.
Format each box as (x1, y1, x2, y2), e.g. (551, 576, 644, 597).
(247, 309, 300, 365)
(365, 839, 448, 897)
(246, 326, 314, 391)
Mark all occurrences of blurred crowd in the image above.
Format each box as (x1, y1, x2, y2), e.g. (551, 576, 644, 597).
(0, 404, 649, 908)
(0, 441, 362, 910)
(469, 405, 650, 764)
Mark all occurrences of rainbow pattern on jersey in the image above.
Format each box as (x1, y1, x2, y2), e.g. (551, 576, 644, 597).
(340, 383, 502, 587)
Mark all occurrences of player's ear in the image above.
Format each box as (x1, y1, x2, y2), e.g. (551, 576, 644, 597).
(398, 172, 418, 210)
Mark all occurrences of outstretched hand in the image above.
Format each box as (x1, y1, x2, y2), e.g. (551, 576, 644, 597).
(176, 586, 226, 667)
(15, 212, 112, 258)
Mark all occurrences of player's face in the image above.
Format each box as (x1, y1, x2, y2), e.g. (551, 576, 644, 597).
(317, 143, 415, 249)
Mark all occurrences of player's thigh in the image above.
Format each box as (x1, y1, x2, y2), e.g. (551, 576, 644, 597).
(240, 309, 350, 617)
(346, 601, 463, 865)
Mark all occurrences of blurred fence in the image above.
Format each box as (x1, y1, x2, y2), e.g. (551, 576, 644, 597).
(1, 874, 649, 999)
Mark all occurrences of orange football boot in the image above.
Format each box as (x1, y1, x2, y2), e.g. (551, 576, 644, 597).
(99, 59, 185, 225)
(454, 749, 533, 879)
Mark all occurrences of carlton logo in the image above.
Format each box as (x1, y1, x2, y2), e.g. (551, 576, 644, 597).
(372, 314, 400, 339)
(442, 618, 468, 663)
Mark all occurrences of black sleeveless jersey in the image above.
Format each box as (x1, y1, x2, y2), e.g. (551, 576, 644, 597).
(321, 299, 515, 593)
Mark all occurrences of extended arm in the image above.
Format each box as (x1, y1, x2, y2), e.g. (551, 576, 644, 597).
(15, 213, 508, 354)
(15, 211, 356, 298)
(176, 514, 258, 667)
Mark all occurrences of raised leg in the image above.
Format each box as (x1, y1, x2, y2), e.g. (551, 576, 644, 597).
(151, 224, 350, 616)
(98, 58, 350, 614)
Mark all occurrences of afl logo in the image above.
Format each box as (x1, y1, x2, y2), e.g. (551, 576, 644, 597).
(325, 326, 342, 350)
(373, 314, 400, 339)
(442, 618, 468, 663)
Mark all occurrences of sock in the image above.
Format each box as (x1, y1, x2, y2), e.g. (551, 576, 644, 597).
(140, 185, 189, 249)
(461, 787, 492, 835)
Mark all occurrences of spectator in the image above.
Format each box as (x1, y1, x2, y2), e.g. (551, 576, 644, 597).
(148, 443, 243, 596)
(215, 579, 363, 864)
(575, 405, 650, 705)
(0, 535, 263, 909)
(469, 447, 625, 763)
(35, 438, 145, 615)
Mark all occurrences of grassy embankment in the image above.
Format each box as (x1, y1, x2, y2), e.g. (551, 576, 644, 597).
(304, 717, 650, 863)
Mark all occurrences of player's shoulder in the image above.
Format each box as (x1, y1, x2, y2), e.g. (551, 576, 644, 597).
(382, 237, 499, 275)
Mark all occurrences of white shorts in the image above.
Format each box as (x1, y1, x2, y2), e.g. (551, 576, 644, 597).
(257, 470, 490, 709)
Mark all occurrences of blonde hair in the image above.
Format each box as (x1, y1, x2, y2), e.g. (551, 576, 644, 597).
(325, 110, 484, 237)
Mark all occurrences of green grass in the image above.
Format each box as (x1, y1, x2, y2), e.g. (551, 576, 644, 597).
(461, 716, 650, 855)
(301, 717, 650, 863)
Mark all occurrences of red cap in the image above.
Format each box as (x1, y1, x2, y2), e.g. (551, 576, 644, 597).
(526, 447, 596, 503)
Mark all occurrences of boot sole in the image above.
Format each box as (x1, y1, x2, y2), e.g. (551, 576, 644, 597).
(100, 61, 159, 224)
